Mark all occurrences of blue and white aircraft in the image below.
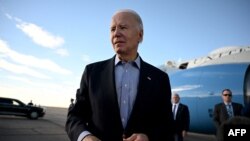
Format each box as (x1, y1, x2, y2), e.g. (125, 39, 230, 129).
(163, 46, 250, 134)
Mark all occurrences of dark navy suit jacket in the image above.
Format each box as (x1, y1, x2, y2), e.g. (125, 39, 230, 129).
(213, 102, 243, 128)
(174, 103, 190, 133)
(65, 56, 174, 141)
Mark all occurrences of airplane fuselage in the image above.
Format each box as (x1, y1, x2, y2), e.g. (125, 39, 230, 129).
(168, 63, 250, 134)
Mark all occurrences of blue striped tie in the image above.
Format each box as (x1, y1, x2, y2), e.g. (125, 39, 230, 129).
(173, 104, 177, 120)
(227, 104, 233, 118)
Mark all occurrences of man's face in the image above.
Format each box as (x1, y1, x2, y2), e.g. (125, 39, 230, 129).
(110, 12, 143, 57)
(172, 95, 180, 104)
(222, 90, 232, 103)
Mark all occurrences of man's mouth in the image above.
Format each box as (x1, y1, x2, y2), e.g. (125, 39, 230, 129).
(114, 40, 125, 45)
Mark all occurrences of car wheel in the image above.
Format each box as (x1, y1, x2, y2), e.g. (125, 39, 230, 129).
(29, 111, 39, 119)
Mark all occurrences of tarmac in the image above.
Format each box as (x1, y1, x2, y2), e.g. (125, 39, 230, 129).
(0, 106, 216, 141)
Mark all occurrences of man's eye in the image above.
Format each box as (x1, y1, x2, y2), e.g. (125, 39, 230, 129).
(120, 26, 126, 30)
(111, 28, 115, 32)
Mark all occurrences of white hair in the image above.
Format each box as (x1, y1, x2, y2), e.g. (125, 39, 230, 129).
(113, 9, 144, 32)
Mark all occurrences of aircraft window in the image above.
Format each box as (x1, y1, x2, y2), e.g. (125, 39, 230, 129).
(179, 62, 188, 69)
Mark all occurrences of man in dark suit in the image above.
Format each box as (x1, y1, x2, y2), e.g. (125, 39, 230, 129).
(213, 88, 243, 139)
(65, 9, 174, 141)
(172, 93, 190, 141)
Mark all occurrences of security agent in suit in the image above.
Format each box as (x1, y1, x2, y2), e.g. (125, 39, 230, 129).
(172, 93, 190, 141)
(213, 89, 243, 138)
(65, 9, 174, 141)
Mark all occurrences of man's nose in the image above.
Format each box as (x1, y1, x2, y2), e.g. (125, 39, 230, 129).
(113, 28, 121, 37)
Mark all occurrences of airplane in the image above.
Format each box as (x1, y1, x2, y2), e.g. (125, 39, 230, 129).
(162, 46, 250, 135)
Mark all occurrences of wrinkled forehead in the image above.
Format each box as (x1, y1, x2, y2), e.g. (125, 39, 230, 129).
(222, 90, 232, 94)
(172, 94, 180, 99)
(111, 12, 138, 26)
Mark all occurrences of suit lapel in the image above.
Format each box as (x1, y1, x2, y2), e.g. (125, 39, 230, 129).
(137, 59, 153, 100)
(102, 56, 123, 128)
(222, 104, 229, 119)
(176, 104, 181, 118)
(103, 57, 118, 105)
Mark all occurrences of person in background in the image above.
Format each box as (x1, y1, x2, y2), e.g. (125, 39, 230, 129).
(28, 100, 33, 106)
(65, 9, 174, 141)
(213, 88, 243, 140)
(171, 93, 190, 141)
(69, 98, 74, 108)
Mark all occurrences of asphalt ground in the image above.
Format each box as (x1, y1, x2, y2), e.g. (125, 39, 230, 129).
(0, 107, 69, 141)
(0, 107, 216, 141)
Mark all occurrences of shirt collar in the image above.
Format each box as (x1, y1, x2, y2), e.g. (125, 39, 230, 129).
(115, 54, 141, 69)
(173, 103, 179, 106)
(224, 102, 232, 106)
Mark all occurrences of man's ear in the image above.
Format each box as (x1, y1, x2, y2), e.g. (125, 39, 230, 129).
(139, 30, 143, 43)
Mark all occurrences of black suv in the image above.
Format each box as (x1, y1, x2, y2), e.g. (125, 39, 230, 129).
(0, 97, 46, 119)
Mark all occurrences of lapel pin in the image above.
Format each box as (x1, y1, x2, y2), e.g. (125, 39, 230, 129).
(147, 76, 151, 80)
